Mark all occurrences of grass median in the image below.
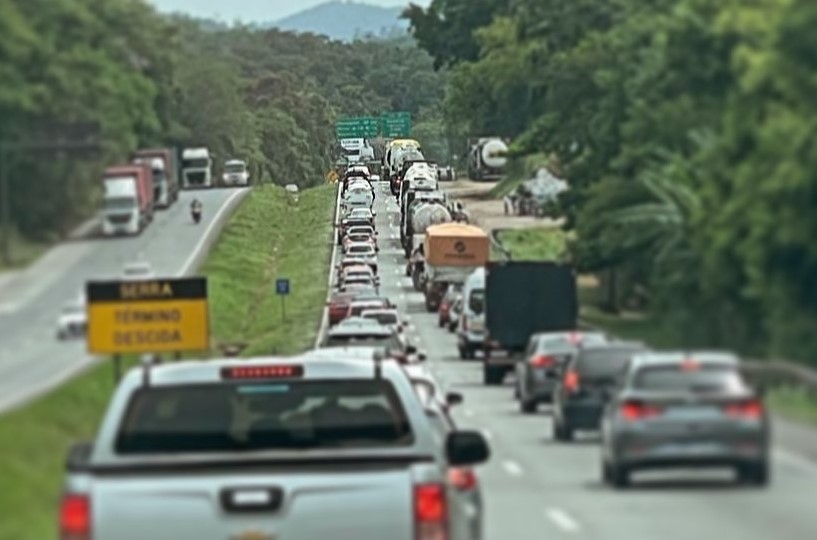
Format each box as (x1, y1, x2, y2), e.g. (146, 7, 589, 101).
(0, 184, 336, 540)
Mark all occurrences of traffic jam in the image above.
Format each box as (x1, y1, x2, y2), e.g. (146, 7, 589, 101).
(59, 139, 771, 540)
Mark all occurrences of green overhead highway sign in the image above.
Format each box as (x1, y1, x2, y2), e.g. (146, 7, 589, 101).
(380, 112, 412, 138)
(336, 117, 380, 138)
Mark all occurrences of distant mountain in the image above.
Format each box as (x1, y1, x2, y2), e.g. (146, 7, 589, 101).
(268, 1, 409, 42)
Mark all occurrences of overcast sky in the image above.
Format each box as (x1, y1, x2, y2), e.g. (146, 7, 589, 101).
(149, 0, 431, 23)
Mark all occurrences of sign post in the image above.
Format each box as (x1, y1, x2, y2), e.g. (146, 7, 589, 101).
(87, 277, 210, 380)
(276, 278, 291, 322)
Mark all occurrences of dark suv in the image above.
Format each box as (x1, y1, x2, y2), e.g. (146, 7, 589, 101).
(552, 342, 648, 441)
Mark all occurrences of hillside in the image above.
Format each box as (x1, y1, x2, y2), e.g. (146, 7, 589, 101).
(269, 1, 408, 41)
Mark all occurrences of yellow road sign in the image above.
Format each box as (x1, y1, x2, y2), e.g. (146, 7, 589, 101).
(87, 277, 210, 355)
(326, 170, 339, 183)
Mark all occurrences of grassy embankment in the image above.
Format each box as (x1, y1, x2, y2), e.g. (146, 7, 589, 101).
(494, 226, 817, 426)
(0, 184, 336, 540)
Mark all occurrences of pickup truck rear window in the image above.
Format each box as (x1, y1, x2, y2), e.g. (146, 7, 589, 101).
(116, 380, 414, 454)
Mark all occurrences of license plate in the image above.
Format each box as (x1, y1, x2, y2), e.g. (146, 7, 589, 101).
(665, 406, 719, 419)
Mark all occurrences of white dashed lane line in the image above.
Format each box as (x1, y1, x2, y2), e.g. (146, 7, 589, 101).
(502, 460, 524, 477)
(545, 508, 581, 534)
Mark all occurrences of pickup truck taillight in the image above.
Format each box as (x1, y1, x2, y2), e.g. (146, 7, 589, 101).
(60, 494, 91, 540)
(414, 483, 448, 540)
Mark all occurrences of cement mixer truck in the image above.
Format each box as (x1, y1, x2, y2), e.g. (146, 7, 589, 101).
(467, 137, 509, 181)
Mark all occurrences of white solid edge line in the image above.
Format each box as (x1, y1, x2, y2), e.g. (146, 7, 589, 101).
(502, 460, 524, 477)
(774, 448, 817, 474)
(178, 188, 248, 277)
(482, 429, 493, 441)
(314, 184, 342, 349)
(545, 508, 581, 534)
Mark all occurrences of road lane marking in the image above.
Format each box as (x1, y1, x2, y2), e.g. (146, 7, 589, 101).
(482, 429, 493, 441)
(502, 460, 523, 477)
(545, 508, 581, 534)
(463, 408, 475, 418)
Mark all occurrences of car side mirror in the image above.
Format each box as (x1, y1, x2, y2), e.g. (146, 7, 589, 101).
(406, 344, 418, 355)
(446, 431, 490, 466)
(446, 392, 464, 408)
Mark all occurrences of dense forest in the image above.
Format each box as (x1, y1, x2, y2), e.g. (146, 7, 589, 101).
(0, 0, 446, 242)
(407, 0, 817, 364)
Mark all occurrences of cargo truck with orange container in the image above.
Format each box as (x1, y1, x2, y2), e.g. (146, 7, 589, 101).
(422, 223, 490, 312)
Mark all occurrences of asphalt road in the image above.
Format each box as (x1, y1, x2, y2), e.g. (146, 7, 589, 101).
(361, 181, 817, 540)
(0, 188, 248, 413)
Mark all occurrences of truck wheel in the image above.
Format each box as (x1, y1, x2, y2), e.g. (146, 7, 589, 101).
(483, 364, 504, 386)
(609, 462, 630, 489)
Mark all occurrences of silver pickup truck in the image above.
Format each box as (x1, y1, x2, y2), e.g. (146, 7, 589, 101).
(60, 355, 490, 540)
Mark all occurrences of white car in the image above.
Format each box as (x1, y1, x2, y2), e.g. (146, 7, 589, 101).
(361, 308, 407, 334)
(121, 261, 155, 281)
(56, 298, 87, 340)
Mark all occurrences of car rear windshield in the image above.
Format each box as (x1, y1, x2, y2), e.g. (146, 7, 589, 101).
(349, 245, 374, 255)
(634, 365, 747, 393)
(539, 334, 606, 351)
(225, 164, 246, 173)
(576, 348, 644, 379)
(364, 312, 398, 325)
(324, 334, 399, 349)
(116, 380, 413, 454)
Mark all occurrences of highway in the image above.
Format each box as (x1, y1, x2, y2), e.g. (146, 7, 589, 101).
(360, 180, 817, 540)
(0, 188, 248, 413)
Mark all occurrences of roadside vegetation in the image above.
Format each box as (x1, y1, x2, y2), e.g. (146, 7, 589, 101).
(494, 228, 569, 262)
(1, 0, 448, 253)
(408, 0, 817, 368)
(0, 184, 336, 540)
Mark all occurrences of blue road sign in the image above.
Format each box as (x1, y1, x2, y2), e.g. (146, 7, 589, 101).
(276, 278, 290, 295)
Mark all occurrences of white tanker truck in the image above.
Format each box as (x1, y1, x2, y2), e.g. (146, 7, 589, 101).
(467, 137, 509, 181)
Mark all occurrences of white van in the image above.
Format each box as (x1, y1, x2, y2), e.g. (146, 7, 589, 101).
(457, 267, 486, 360)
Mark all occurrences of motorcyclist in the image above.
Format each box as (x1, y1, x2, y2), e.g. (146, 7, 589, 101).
(190, 198, 203, 222)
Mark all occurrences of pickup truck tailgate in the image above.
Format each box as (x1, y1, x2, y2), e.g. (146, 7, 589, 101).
(92, 468, 414, 540)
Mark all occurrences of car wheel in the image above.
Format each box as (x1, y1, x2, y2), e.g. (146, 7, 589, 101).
(602, 460, 612, 484)
(458, 346, 468, 360)
(483, 365, 504, 386)
(553, 418, 574, 442)
(738, 461, 770, 487)
(520, 398, 537, 414)
(609, 462, 630, 489)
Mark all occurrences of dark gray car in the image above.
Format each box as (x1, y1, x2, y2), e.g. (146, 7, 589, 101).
(552, 342, 648, 441)
(600, 351, 770, 488)
(515, 331, 608, 413)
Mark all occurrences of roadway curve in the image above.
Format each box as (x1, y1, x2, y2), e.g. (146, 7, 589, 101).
(358, 181, 817, 540)
(0, 188, 249, 413)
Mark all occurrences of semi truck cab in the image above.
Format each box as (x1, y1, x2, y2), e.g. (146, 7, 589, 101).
(182, 147, 213, 189)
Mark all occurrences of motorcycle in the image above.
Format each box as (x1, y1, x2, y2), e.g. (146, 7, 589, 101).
(191, 204, 202, 224)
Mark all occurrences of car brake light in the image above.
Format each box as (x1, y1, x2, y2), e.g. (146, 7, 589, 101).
(447, 468, 477, 491)
(620, 400, 662, 421)
(681, 358, 700, 371)
(563, 370, 580, 393)
(414, 483, 448, 540)
(529, 355, 556, 368)
(567, 332, 583, 344)
(724, 400, 763, 419)
(221, 365, 304, 379)
(60, 494, 91, 540)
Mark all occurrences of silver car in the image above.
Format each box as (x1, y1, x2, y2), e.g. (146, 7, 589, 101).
(600, 351, 770, 488)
